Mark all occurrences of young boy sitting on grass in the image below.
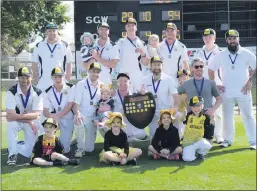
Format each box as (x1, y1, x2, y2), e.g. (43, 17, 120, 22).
(99, 112, 142, 165)
(148, 109, 183, 160)
(30, 118, 79, 166)
(182, 96, 214, 162)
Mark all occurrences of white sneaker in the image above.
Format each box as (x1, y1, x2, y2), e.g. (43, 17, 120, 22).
(7, 154, 17, 165)
(216, 136, 224, 144)
(220, 140, 232, 148)
(250, 143, 256, 150)
(74, 149, 85, 158)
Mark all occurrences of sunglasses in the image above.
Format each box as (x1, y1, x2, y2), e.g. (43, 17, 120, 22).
(194, 65, 204, 69)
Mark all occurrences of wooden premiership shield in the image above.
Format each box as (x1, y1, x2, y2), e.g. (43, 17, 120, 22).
(123, 92, 156, 129)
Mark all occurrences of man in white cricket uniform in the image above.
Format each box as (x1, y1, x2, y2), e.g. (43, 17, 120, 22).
(159, 23, 189, 87)
(115, 18, 150, 90)
(31, 23, 74, 91)
(73, 63, 104, 157)
(6, 67, 43, 165)
(196, 28, 224, 144)
(209, 29, 256, 150)
(82, 22, 119, 85)
(140, 56, 179, 137)
(113, 73, 147, 141)
(43, 67, 75, 153)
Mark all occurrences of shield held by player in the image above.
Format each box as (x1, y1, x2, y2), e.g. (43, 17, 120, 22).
(123, 92, 156, 129)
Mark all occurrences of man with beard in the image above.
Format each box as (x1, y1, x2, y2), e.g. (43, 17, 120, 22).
(83, 22, 119, 85)
(113, 73, 147, 141)
(158, 23, 190, 87)
(73, 63, 104, 157)
(115, 18, 150, 90)
(196, 28, 224, 144)
(31, 23, 73, 91)
(177, 58, 222, 142)
(209, 29, 256, 150)
(140, 56, 179, 138)
(5, 67, 43, 165)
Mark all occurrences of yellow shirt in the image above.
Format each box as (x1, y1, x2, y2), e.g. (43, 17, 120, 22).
(182, 112, 206, 147)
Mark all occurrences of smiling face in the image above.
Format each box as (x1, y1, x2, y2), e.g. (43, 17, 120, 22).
(46, 29, 58, 41)
(52, 75, 65, 86)
(203, 34, 216, 46)
(111, 117, 122, 134)
(191, 104, 203, 115)
(89, 68, 101, 82)
(150, 62, 163, 75)
(161, 113, 172, 126)
(117, 76, 130, 91)
(192, 60, 204, 78)
(226, 36, 240, 52)
(125, 23, 137, 34)
(165, 28, 177, 41)
(98, 26, 109, 40)
(101, 90, 111, 100)
(18, 76, 32, 88)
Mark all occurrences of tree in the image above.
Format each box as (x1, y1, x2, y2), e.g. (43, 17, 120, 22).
(1, 0, 71, 56)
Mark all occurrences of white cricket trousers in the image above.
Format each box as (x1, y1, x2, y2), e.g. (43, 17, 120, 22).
(214, 104, 223, 140)
(222, 93, 256, 145)
(59, 118, 74, 153)
(182, 138, 212, 162)
(75, 116, 97, 152)
(7, 120, 44, 158)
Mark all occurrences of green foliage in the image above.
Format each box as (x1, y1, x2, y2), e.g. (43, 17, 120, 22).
(1, 0, 71, 56)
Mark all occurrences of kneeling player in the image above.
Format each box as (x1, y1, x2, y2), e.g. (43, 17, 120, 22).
(182, 96, 214, 162)
(99, 112, 142, 165)
(30, 118, 79, 166)
(148, 109, 182, 160)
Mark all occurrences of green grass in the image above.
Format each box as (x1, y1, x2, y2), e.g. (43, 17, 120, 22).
(1, 91, 6, 111)
(1, 116, 256, 190)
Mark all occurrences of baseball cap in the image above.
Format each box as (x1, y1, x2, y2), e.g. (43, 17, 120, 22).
(164, 22, 177, 30)
(51, 67, 64, 76)
(18, 67, 33, 77)
(88, 62, 102, 71)
(202, 28, 216, 36)
(42, 118, 58, 129)
(46, 22, 58, 29)
(125, 18, 137, 25)
(97, 22, 110, 29)
(189, 96, 204, 107)
(117, 73, 130, 80)
(150, 55, 163, 63)
(225, 29, 239, 39)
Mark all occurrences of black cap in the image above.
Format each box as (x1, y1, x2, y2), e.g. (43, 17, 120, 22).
(177, 69, 190, 77)
(97, 22, 110, 29)
(164, 22, 177, 30)
(225, 29, 239, 39)
(51, 67, 64, 76)
(189, 96, 204, 106)
(46, 23, 58, 29)
(18, 67, 33, 77)
(150, 56, 163, 63)
(42, 118, 58, 129)
(117, 73, 130, 80)
(202, 28, 216, 36)
(125, 18, 137, 25)
(88, 62, 102, 71)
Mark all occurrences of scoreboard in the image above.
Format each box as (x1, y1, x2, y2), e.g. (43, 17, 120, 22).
(74, 0, 182, 50)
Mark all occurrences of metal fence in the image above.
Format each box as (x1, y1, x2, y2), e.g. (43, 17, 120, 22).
(1, 78, 256, 105)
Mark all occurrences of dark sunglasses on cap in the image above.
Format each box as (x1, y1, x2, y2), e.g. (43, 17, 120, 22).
(194, 65, 204, 69)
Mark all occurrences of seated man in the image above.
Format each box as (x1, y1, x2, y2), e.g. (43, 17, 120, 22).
(112, 73, 147, 142)
(6, 67, 43, 165)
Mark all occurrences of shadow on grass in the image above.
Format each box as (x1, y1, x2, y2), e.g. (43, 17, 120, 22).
(1, 142, 251, 175)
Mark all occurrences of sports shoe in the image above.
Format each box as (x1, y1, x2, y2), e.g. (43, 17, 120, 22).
(7, 155, 17, 165)
(127, 158, 138, 165)
(197, 154, 205, 160)
(53, 160, 67, 166)
(215, 136, 224, 144)
(74, 149, 85, 158)
(220, 140, 232, 148)
(68, 159, 80, 165)
(250, 143, 256, 150)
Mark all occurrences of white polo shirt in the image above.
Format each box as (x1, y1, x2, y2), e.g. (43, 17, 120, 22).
(74, 78, 103, 117)
(196, 44, 222, 85)
(115, 37, 150, 89)
(5, 84, 43, 114)
(209, 46, 256, 97)
(93, 39, 119, 85)
(43, 83, 75, 119)
(141, 72, 178, 113)
(31, 39, 74, 91)
(159, 39, 189, 86)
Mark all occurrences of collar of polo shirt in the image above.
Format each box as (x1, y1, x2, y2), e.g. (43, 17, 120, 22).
(44, 38, 61, 44)
(162, 38, 178, 46)
(226, 45, 243, 54)
(87, 77, 100, 86)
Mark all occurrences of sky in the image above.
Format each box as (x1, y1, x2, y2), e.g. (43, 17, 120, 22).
(29, 1, 74, 47)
